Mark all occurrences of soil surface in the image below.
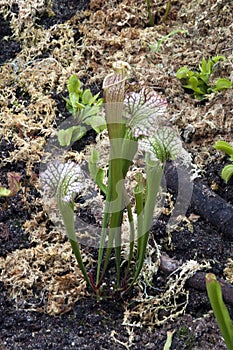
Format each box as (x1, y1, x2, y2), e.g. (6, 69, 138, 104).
(0, 0, 233, 349)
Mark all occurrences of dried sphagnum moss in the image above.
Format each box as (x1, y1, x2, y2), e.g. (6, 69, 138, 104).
(123, 260, 210, 327)
(224, 258, 233, 284)
(0, 241, 90, 315)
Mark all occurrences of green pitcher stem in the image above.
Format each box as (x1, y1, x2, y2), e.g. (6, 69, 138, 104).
(128, 161, 164, 289)
(99, 155, 124, 288)
(59, 202, 91, 288)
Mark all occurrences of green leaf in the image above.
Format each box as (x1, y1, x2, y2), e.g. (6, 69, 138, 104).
(64, 98, 75, 115)
(58, 126, 87, 146)
(176, 67, 194, 80)
(88, 92, 102, 106)
(183, 76, 206, 95)
(140, 127, 182, 163)
(81, 89, 93, 105)
(85, 114, 106, 133)
(221, 164, 233, 183)
(66, 76, 85, 115)
(95, 97, 104, 106)
(149, 29, 188, 53)
(81, 105, 101, 120)
(199, 59, 211, 84)
(69, 93, 85, 110)
(58, 128, 73, 146)
(0, 187, 11, 197)
(206, 273, 233, 350)
(199, 73, 209, 85)
(212, 55, 225, 64)
(88, 149, 107, 194)
(215, 140, 233, 157)
(67, 75, 82, 95)
(200, 58, 210, 76)
(177, 56, 230, 99)
(213, 78, 232, 92)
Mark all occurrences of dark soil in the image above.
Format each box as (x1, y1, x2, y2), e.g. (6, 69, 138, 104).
(0, 14, 21, 64)
(0, 0, 233, 349)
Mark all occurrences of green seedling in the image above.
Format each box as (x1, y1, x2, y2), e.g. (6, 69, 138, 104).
(150, 29, 188, 53)
(41, 61, 185, 297)
(206, 273, 233, 350)
(176, 56, 232, 99)
(58, 75, 105, 146)
(215, 140, 233, 183)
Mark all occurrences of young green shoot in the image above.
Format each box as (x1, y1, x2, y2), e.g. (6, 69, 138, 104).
(150, 29, 188, 53)
(176, 56, 232, 99)
(206, 273, 233, 350)
(58, 75, 105, 146)
(215, 140, 233, 183)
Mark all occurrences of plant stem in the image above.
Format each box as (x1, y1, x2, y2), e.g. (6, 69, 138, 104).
(59, 202, 91, 288)
(129, 161, 164, 288)
(123, 188, 135, 286)
(146, 0, 154, 27)
(162, 0, 171, 24)
(97, 125, 125, 287)
(206, 273, 233, 350)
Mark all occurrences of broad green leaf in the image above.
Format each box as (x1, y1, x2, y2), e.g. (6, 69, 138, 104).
(85, 115, 106, 133)
(212, 55, 225, 63)
(67, 75, 82, 94)
(177, 56, 230, 100)
(184, 76, 205, 95)
(176, 67, 194, 80)
(70, 125, 87, 143)
(199, 70, 210, 85)
(82, 89, 93, 105)
(206, 58, 214, 75)
(58, 128, 73, 146)
(58, 126, 87, 146)
(221, 164, 233, 183)
(95, 97, 104, 106)
(81, 105, 101, 120)
(215, 140, 233, 157)
(213, 78, 232, 92)
(88, 149, 107, 194)
(64, 98, 75, 115)
(69, 92, 85, 110)
(200, 58, 210, 76)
